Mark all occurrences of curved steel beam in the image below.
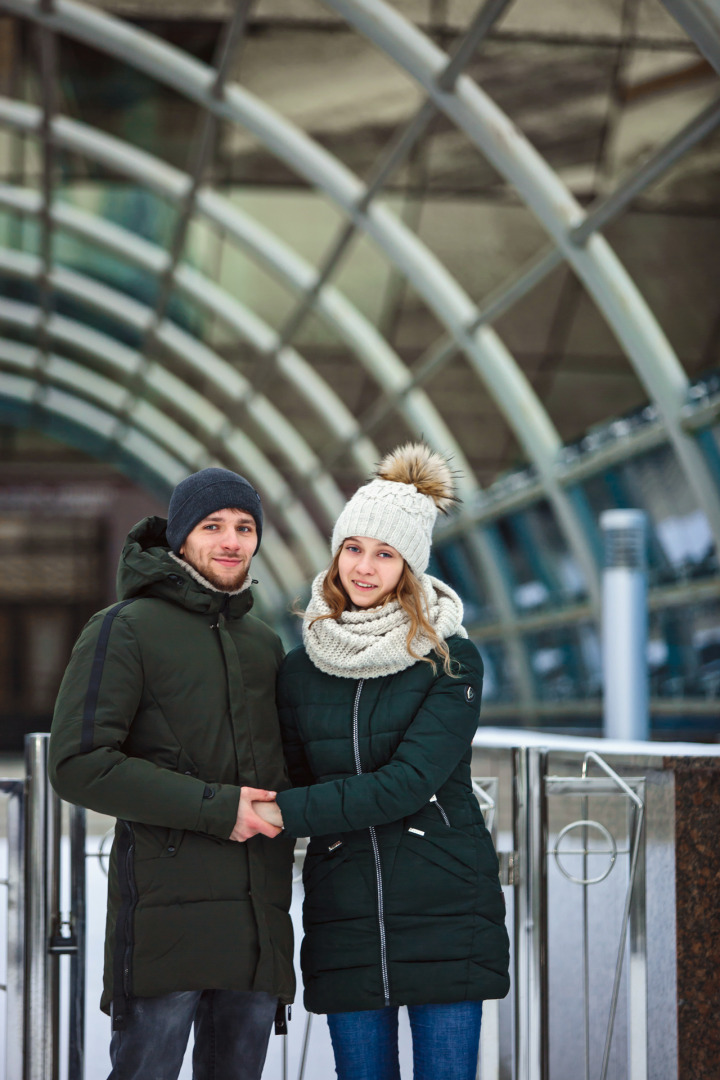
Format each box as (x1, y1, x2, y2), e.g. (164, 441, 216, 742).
(328, 0, 720, 551)
(0, 243, 347, 543)
(0, 292, 324, 577)
(0, 101, 532, 681)
(0, 366, 288, 608)
(0, 182, 379, 479)
(0, 5, 601, 609)
(0, 102, 478, 505)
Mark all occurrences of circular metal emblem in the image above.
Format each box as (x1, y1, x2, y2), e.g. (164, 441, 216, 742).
(552, 819, 617, 885)
(465, 685, 475, 702)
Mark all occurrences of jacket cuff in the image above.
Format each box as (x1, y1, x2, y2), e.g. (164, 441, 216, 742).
(194, 782, 242, 839)
(275, 788, 309, 838)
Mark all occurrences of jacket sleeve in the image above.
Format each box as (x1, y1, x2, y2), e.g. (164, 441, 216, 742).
(275, 638, 483, 837)
(277, 668, 316, 790)
(49, 607, 241, 840)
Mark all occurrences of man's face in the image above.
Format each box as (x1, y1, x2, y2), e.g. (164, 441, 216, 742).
(179, 508, 257, 592)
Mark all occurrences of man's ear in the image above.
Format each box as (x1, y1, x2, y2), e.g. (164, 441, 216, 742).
(178, 544, 185, 557)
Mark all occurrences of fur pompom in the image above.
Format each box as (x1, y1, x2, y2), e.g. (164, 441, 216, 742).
(376, 443, 458, 513)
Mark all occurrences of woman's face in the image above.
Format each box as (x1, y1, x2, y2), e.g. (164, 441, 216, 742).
(338, 536, 404, 608)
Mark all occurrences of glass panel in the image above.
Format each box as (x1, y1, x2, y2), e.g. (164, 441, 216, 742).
(498, 500, 589, 610)
(431, 536, 495, 625)
(649, 599, 720, 701)
(57, 31, 212, 171)
(525, 622, 601, 702)
(582, 442, 718, 583)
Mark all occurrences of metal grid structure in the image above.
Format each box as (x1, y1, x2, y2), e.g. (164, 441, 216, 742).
(0, 0, 719, 726)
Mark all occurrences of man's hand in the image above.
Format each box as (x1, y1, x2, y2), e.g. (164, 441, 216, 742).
(229, 787, 281, 842)
(252, 800, 283, 830)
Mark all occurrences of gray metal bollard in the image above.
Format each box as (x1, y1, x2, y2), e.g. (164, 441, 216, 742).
(600, 510, 649, 742)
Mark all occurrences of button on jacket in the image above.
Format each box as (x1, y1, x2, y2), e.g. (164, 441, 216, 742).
(275, 636, 510, 1015)
(49, 516, 295, 1021)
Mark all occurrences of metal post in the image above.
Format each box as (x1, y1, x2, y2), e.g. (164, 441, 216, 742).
(24, 733, 59, 1080)
(600, 511, 649, 741)
(513, 747, 547, 1080)
(628, 794, 648, 1080)
(1, 778, 25, 1080)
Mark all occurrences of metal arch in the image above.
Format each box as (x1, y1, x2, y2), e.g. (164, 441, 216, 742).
(0, 292, 323, 579)
(0, 3, 602, 610)
(328, 0, 720, 550)
(257, 0, 513, 389)
(0, 373, 286, 613)
(0, 103, 532, 670)
(0, 244, 346, 545)
(662, 0, 720, 77)
(32, 0, 57, 396)
(0, 352, 301, 601)
(0, 17, 541, 702)
(111, 0, 254, 452)
(0, 101, 476, 498)
(0, 184, 379, 478)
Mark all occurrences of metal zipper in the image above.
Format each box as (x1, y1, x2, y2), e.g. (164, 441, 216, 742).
(430, 794, 451, 828)
(352, 679, 391, 1006)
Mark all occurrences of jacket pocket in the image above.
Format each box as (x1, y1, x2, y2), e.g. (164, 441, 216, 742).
(401, 828, 479, 884)
(133, 822, 185, 861)
(302, 843, 348, 894)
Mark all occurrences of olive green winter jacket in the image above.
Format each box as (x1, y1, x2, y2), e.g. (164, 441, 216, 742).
(49, 516, 295, 1025)
(275, 636, 510, 1015)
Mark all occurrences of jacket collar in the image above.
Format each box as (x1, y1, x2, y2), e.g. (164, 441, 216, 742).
(117, 516, 255, 619)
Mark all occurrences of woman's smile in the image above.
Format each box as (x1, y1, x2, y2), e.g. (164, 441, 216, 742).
(338, 536, 404, 607)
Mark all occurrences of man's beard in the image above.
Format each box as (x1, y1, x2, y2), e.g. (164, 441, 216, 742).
(183, 555, 248, 592)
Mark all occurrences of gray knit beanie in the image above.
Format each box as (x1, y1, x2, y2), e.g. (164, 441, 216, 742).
(166, 467, 263, 554)
(331, 444, 456, 577)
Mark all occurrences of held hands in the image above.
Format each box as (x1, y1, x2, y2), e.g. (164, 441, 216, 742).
(229, 787, 283, 842)
(252, 799, 283, 831)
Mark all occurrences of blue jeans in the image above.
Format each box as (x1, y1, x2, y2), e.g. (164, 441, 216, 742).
(108, 989, 278, 1080)
(327, 1001, 483, 1080)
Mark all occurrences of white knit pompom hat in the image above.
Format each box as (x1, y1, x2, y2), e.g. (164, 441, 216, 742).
(331, 443, 457, 577)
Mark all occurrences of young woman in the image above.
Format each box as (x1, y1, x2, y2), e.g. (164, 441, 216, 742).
(254, 444, 509, 1080)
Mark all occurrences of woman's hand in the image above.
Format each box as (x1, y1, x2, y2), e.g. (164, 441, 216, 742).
(252, 799, 284, 831)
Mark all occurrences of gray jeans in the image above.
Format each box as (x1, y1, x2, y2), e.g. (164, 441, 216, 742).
(108, 989, 278, 1080)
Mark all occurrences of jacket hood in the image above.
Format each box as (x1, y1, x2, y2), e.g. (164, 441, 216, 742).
(116, 515, 254, 617)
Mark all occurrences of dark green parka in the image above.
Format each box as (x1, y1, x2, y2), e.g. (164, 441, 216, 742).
(275, 636, 510, 1015)
(49, 516, 295, 1024)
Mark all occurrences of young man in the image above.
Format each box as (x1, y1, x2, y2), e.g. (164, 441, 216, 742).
(50, 467, 293, 1080)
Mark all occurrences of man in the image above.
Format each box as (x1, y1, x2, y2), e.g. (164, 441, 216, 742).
(50, 467, 294, 1080)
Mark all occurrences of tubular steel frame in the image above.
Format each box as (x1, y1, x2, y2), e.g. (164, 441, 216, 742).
(0, 0, 717, 716)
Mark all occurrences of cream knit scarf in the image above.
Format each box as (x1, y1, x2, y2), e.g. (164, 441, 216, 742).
(303, 571, 467, 680)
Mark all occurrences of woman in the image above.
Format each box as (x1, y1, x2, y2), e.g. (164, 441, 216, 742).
(255, 444, 509, 1080)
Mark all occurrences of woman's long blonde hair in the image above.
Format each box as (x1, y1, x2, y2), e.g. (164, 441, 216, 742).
(308, 546, 456, 676)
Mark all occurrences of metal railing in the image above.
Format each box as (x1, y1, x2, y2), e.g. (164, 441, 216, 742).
(512, 746, 648, 1080)
(0, 732, 683, 1080)
(1, 733, 86, 1080)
